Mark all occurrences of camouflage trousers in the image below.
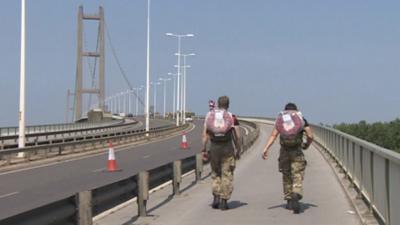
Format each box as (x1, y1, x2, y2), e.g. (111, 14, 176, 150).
(210, 147, 235, 200)
(279, 147, 307, 200)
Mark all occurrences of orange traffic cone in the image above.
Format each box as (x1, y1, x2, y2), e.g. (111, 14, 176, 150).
(180, 132, 189, 149)
(106, 141, 120, 172)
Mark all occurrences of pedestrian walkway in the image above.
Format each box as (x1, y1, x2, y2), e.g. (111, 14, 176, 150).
(95, 123, 361, 225)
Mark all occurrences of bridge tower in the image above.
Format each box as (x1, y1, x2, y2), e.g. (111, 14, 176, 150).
(74, 6, 105, 121)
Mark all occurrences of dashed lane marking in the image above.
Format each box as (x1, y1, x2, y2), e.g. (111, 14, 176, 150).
(93, 168, 106, 173)
(0, 192, 19, 199)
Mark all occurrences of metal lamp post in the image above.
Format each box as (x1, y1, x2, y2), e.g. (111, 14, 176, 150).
(167, 73, 177, 119)
(112, 94, 117, 114)
(165, 33, 194, 126)
(145, 0, 151, 133)
(18, 0, 26, 157)
(139, 85, 144, 116)
(182, 53, 195, 123)
(134, 86, 144, 117)
(159, 78, 171, 118)
(151, 82, 161, 118)
(124, 90, 129, 114)
(119, 92, 124, 114)
(175, 53, 195, 124)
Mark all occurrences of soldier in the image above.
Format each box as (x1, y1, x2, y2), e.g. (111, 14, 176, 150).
(201, 96, 241, 210)
(262, 103, 313, 214)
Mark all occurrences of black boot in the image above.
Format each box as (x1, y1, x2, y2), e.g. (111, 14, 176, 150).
(219, 199, 229, 211)
(285, 200, 293, 210)
(291, 193, 301, 214)
(212, 195, 220, 209)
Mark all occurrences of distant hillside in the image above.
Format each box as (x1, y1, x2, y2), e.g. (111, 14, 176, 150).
(334, 119, 400, 153)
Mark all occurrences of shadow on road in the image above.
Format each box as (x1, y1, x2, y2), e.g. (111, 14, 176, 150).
(180, 181, 197, 193)
(228, 200, 248, 209)
(121, 216, 139, 225)
(268, 202, 318, 213)
(148, 195, 174, 214)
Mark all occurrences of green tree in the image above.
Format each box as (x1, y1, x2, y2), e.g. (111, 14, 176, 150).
(334, 118, 400, 153)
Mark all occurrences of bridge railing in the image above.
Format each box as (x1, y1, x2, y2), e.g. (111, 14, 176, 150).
(312, 124, 400, 225)
(0, 120, 124, 137)
(0, 123, 182, 167)
(0, 119, 139, 150)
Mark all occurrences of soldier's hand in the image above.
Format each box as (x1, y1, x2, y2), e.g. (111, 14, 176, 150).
(235, 151, 241, 160)
(302, 143, 310, 150)
(201, 149, 208, 161)
(262, 150, 269, 160)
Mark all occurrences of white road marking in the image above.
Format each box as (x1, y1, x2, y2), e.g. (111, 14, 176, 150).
(93, 168, 106, 173)
(0, 192, 19, 199)
(143, 154, 151, 159)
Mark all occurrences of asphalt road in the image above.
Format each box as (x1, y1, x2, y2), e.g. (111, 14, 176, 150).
(0, 119, 202, 220)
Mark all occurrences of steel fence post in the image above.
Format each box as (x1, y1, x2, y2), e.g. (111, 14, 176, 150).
(138, 171, 149, 217)
(195, 153, 203, 182)
(173, 160, 182, 195)
(76, 190, 92, 225)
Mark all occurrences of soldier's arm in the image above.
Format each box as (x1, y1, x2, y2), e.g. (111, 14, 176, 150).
(233, 126, 242, 152)
(201, 124, 209, 152)
(262, 128, 279, 160)
(302, 127, 314, 149)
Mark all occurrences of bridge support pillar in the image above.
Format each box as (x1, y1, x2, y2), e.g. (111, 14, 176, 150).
(195, 153, 203, 182)
(137, 171, 149, 217)
(173, 160, 182, 195)
(76, 190, 92, 225)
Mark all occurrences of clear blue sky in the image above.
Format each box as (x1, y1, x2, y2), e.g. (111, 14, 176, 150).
(1, 0, 399, 126)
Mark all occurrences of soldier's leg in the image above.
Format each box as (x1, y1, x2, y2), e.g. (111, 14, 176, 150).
(291, 150, 307, 199)
(210, 149, 222, 197)
(220, 154, 235, 200)
(279, 149, 292, 200)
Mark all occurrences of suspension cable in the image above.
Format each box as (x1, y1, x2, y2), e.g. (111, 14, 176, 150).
(104, 21, 144, 106)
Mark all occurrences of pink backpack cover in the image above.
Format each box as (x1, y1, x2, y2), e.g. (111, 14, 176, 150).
(275, 110, 304, 139)
(206, 109, 234, 137)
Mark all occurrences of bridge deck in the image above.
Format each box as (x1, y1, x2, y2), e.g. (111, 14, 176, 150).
(95, 123, 361, 225)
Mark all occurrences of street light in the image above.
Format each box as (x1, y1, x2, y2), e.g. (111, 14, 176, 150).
(112, 94, 118, 113)
(165, 33, 194, 126)
(117, 92, 122, 115)
(129, 90, 134, 114)
(18, 0, 26, 157)
(159, 78, 171, 118)
(151, 82, 161, 118)
(174, 64, 191, 124)
(108, 95, 114, 113)
(145, 0, 151, 133)
(124, 90, 129, 114)
(135, 86, 144, 117)
(167, 73, 177, 119)
(175, 53, 195, 124)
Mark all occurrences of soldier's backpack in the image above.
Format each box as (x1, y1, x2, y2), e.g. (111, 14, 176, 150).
(206, 109, 234, 142)
(275, 110, 305, 147)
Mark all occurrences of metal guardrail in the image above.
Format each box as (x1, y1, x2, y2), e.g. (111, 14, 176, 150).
(0, 120, 260, 225)
(0, 120, 124, 137)
(0, 120, 132, 149)
(312, 124, 400, 225)
(0, 124, 184, 167)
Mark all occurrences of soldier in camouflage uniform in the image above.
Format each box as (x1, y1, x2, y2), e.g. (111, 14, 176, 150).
(262, 103, 313, 214)
(202, 96, 241, 210)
